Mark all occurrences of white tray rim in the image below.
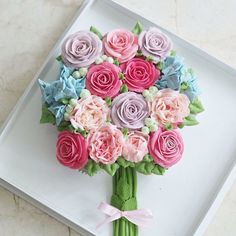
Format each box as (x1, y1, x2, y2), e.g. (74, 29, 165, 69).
(0, 0, 236, 235)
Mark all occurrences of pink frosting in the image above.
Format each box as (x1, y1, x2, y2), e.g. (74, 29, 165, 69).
(123, 131, 149, 163)
(69, 95, 110, 132)
(103, 29, 138, 63)
(56, 131, 88, 169)
(61, 30, 102, 68)
(148, 128, 184, 168)
(149, 89, 190, 126)
(87, 124, 124, 164)
(138, 27, 172, 63)
(120, 57, 160, 92)
(86, 62, 122, 98)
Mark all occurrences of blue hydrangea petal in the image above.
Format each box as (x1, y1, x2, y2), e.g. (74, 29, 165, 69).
(48, 103, 66, 126)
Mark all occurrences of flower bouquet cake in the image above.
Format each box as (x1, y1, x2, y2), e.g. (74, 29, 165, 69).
(38, 22, 204, 235)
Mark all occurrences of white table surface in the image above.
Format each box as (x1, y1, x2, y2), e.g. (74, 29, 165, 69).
(0, 0, 236, 235)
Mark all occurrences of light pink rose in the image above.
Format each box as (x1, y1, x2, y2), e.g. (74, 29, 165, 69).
(120, 57, 160, 92)
(148, 128, 184, 168)
(56, 131, 88, 169)
(87, 124, 124, 164)
(123, 131, 149, 163)
(69, 95, 110, 131)
(86, 62, 122, 98)
(103, 29, 138, 63)
(149, 89, 190, 126)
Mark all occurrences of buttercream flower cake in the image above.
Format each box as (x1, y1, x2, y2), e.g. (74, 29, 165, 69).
(38, 22, 204, 235)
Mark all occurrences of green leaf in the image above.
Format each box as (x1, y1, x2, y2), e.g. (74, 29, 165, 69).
(113, 60, 119, 66)
(117, 157, 131, 168)
(152, 165, 166, 175)
(156, 61, 164, 70)
(101, 163, 120, 176)
(57, 121, 72, 131)
(164, 123, 172, 130)
(183, 115, 199, 126)
(180, 81, 188, 91)
(111, 194, 123, 209)
(59, 98, 69, 105)
(146, 56, 153, 61)
(189, 98, 204, 114)
(118, 72, 124, 80)
(84, 159, 101, 176)
(117, 177, 132, 201)
(105, 97, 112, 106)
(178, 123, 185, 129)
(132, 22, 143, 35)
(142, 154, 153, 162)
(120, 84, 128, 93)
(121, 197, 137, 211)
(136, 50, 143, 56)
(121, 128, 129, 138)
(40, 104, 56, 125)
(170, 50, 177, 56)
(90, 26, 103, 39)
(135, 162, 154, 175)
(56, 55, 62, 62)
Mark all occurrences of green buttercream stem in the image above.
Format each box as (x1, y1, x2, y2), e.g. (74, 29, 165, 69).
(111, 167, 138, 236)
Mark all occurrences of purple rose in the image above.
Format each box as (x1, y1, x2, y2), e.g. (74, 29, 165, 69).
(61, 31, 102, 68)
(111, 92, 149, 130)
(138, 27, 172, 63)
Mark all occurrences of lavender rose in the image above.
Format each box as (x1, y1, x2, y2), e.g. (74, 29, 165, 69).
(111, 92, 149, 130)
(61, 31, 103, 68)
(138, 27, 172, 63)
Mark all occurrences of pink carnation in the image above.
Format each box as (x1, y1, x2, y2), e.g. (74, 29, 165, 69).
(149, 89, 190, 126)
(56, 131, 88, 169)
(87, 124, 124, 164)
(69, 95, 110, 132)
(123, 132, 149, 163)
(148, 128, 184, 168)
(103, 29, 138, 63)
(86, 62, 122, 98)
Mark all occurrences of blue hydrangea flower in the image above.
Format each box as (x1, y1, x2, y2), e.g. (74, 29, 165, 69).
(156, 56, 185, 90)
(48, 102, 66, 126)
(181, 71, 200, 101)
(38, 64, 85, 125)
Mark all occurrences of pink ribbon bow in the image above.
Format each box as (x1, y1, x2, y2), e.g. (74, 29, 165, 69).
(96, 202, 153, 229)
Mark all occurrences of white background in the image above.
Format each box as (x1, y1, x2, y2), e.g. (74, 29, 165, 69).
(0, 0, 236, 235)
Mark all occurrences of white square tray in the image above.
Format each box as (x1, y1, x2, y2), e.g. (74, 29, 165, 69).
(1, 0, 236, 235)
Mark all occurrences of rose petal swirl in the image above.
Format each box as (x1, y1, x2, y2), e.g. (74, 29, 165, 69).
(86, 62, 122, 98)
(120, 57, 160, 92)
(148, 128, 184, 168)
(139, 27, 172, 63)
(111, 92, 149, 130)
(61, 30, 102, 68)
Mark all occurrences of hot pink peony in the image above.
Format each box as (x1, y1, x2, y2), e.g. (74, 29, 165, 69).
(86, 62, 122, 98)
(149, 89, 190, 126)
(103, 29, 138, 63)
(87, 124, 124, 164)
(69, 95, 110, 131)
(148, 128, 184, 168)
(56, 131, 88, 169)
(123, 132, 149, 163)
(120, 57, 160, 92)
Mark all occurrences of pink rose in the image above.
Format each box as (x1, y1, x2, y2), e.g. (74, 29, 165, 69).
(123, 132, 149, 163)
(69, 95, 110, 131)
(149, 89, 190, 126)
(148, 128, 184, 168)
(86, 62, 122, 98)
(103, 29, 138, 63)
(56, 131, 88, 169)
(87, 124, 124, 164)
(120, 57, 160, 92)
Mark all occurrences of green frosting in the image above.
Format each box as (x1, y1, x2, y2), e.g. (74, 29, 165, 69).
(105, 97, 112, 106)
(120, 84, 129, 93)
(132, 22, 143, 35)
(40, 104, 56, 125)
(56, 55, 63, 62)
(135, 161, 165, 175)
(183, 114, 199, 126)
(189, 98, 204, 114)
(84, 159, 101, 176)
(100, 163, 120, 176)
(89, 26, 103, 39)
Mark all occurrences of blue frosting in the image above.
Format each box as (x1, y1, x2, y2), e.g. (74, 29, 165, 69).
(181, 71, 200, 102)
(156, 56, 185, 91)
(38, 64, 85, 125)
